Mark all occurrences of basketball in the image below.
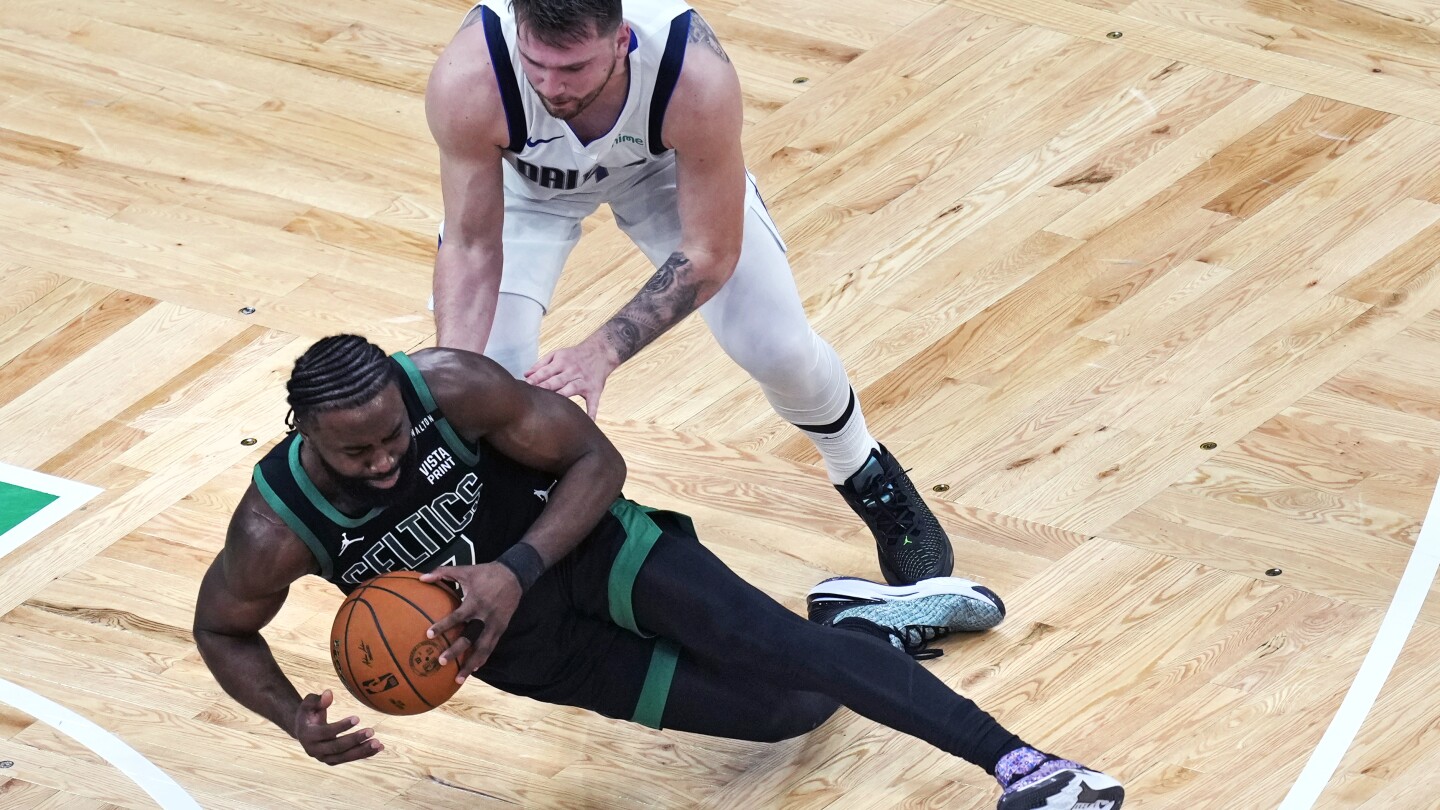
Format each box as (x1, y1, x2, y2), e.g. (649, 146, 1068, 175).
(329, 571, 465, 716)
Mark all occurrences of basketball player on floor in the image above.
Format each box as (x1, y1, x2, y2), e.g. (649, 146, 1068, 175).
(193, 336, 1125, 810)
(428, 0, 956, 588)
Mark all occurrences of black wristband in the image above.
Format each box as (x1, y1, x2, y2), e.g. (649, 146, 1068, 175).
(495, 542, 546, 593)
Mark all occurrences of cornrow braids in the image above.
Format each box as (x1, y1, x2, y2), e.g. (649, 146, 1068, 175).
(512, 0, 622, 46)
(286, 335, 398, 429)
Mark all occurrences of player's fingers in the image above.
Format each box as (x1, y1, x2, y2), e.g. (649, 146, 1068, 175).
(435, 629, 474, 668)
(321, 741, 384, 766)
(315, 729, 383, 765)
(304, 722, 369, 753)
(524, 352, 557, 380)
(555, 377, 597, 403)
(297, 691, 330, 723)
(459, 634, 495, 676)
(536, 364, 583, 392)
(559, 380, 600, 417)
(299, 717, 360, 749)
(418, 566, 456, 585)
(306, 714, 361, 742)
(526, 360, 565, 386)
(445, 620, 486, 682)
(426, 599, 474, 639)
(460, 615, 507, 676)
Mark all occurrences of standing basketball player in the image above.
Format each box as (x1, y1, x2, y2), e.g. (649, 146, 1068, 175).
(193, 336, 1123, 810)
(427, 0, 957, 588)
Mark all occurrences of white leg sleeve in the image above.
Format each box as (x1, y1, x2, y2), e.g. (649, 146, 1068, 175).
(615, 173, 879, 482)
(700, 203, 878, 482)
(484, 292, 546, 378)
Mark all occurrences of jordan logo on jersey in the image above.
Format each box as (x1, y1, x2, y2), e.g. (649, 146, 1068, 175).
(339, 532, 364, 555)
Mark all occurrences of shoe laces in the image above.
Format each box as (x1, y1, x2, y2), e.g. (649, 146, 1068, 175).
(905, 624, 952, 648)
(855, 466, 918, 547)
(884, 623, 948, 660)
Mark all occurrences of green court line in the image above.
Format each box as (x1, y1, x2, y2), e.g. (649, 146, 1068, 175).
(0, 481, 59, 536)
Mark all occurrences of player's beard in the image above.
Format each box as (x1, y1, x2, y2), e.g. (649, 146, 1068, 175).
(322, 436, 421, 511)
(539, 57, 617, 121)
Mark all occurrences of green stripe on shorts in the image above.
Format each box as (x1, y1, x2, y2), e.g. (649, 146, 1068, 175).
(606, 499, 664, 636)
(632, 638, 680, 729)
(605, 499, 690, 728)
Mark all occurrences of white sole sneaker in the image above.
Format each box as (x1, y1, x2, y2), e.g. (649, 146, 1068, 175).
(807, 576, 1006, 635)
(997, 766, 1125, 810)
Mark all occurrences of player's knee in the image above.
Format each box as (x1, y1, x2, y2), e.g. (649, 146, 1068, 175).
(758, 692, 839, 742)
(725, 326, 821, 389)
(687, 609, 800, 676)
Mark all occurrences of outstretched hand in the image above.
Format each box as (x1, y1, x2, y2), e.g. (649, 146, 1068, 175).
(293, 689, 382, 766)
(420, 562, 523, 683)
(524, 337, 619, 419)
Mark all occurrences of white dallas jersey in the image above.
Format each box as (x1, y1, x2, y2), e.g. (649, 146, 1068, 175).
(473, 0, 695, 203)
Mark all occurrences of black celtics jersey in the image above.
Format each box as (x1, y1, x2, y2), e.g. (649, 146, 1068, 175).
(252, 352, 557, 594)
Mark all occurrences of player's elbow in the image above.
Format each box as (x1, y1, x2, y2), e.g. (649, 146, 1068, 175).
(713, 243, 742, 281)
(190, 619, 231, 670)
(690, 242, 741, 297)
(600, 441, 626, 497)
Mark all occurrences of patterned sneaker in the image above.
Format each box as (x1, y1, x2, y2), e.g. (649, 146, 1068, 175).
(807, 576, 1006, 659)
(836, 445, 954, 585)
(996, 748, 1124, 810)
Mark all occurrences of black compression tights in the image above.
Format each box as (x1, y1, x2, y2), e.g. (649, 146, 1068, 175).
(629, 532, 1026, 775)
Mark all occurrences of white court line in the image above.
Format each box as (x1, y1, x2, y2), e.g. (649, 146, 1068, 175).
(0, 677, 201, 809)
(0, 461, 101, 559)
(1279, 472, 1440, 809)
(0, 462, 202, 809)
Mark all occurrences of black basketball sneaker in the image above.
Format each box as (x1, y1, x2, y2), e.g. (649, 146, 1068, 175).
(836, 444, 955, 585)
(807, 576, 1006, 659)
(997, 753, 1125, 810)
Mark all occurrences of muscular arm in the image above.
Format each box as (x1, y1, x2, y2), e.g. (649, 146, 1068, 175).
(409, 348, 625, 674)
(193, 486, 319, 736)
(427, 23, 512, 354)
(592, 14, 746, 365)
(418, 349, 626, 569)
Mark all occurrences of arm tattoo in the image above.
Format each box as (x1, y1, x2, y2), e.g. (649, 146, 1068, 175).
(688, 15, 730, 63)
(601, 251, 710, 364)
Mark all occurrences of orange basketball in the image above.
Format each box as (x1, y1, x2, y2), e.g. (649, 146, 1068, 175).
(329, 571, 465, 716)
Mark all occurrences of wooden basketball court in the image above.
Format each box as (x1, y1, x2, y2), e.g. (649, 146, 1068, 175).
(2, 0, 1439, 806)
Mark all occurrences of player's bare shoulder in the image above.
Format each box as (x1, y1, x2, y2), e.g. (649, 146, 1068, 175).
(426, 8, 509, 153)
(224, 483, 319, 595)
(662, 12, 742, 151)
(686, 12, 731, 66)
(409, 346, 510, 384)
(408, 348, 523, 433)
